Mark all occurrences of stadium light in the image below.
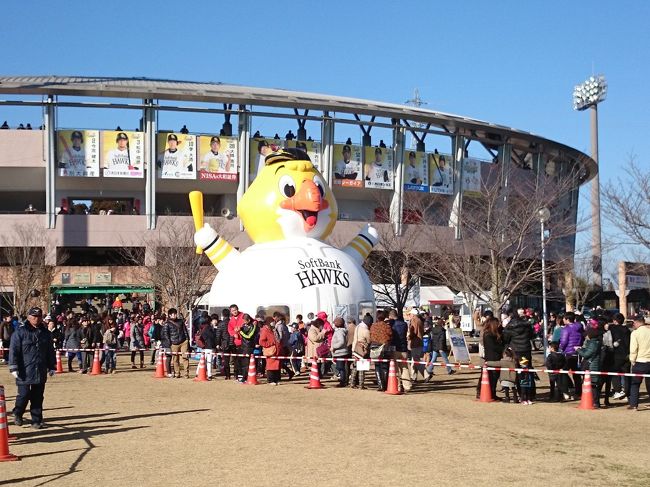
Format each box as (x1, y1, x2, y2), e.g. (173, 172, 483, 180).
(573, 74, 606, 289)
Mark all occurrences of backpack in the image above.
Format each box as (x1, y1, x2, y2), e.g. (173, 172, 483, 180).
(292, 332, 305, 355)
(194, 325, 206, 349)
(147, 324, 155, 339)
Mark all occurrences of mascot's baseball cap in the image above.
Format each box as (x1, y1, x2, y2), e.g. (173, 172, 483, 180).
(28, 307, 43, 317)
(167, 133, 179, 142)
(116, 132, 129, 141)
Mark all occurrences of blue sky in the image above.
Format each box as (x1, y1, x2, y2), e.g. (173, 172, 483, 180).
(1, 0, 649, 277)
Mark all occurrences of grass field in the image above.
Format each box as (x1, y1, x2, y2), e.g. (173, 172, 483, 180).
(1, 354, 649, 486)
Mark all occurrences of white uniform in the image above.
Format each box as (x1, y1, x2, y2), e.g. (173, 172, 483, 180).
(104, 148, 131, 172)
(201, 150, 229, 173)
(60, 146, 86, 176)
(158, 149, 190, 177)
(431, 164, 449, 188)
(406, 164, 421, 184)
(366, 162, 389, 184)
(334, 159, 360, 180)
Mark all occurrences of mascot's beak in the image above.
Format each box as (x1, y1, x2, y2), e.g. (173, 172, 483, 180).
(280, 179, 328, 230)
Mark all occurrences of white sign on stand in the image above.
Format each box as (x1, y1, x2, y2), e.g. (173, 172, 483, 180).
(448, 328, 471, 363)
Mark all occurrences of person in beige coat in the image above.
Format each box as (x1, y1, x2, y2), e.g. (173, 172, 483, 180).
(351, 315, 372, 388)
(307, 318, 327, 376)
(407, 309, 425, 382)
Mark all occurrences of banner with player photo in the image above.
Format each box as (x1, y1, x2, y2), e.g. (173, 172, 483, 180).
(333, 144, 363, 187)
(198, 135, 238, 181)
(57, 130, 100, 177)
(428, 151, 453, 195)
(286, 140, 321, 170)
(101, 131, 144, 178)
(364, 146, 394, 189)
(462, 157, 481, 194)
(249, 137, 283, 183)
(403, 150, 428, 192)
(157, 133, 196, 179)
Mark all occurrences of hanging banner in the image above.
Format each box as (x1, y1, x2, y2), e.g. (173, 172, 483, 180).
(157, 133, 196, 179)
(101, 130, 144, 178)
(286, 140, 321, 170)
(462, 157, 481, 194)
(333, 144, 363, 187)
(198, 135, 238, 181)
(57, 130, 100, 177)
(404, 150, 428, 192)
(249, 137, 283, 183)
(364, 146, 394, 189)
(428, 151, 453, 195)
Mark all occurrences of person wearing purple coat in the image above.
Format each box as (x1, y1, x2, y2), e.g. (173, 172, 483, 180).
(559, 312, 584, 399)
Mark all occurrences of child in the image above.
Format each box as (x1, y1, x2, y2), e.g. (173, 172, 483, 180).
(518, 356, 533, 405)
(103, 322, 118, 374)
(545, 341, 567, 402)
(486, 348, 519, 403)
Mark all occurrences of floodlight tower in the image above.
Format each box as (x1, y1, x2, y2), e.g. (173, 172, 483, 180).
(573, 75, 607, 288)
(405, 88, 427, 151)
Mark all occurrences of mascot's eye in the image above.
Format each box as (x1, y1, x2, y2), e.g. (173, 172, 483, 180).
(313, 176, 326, 197)
(278, 175, 296, 198)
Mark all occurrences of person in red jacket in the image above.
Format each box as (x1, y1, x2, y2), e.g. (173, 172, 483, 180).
(259, 318, 281, 385)
(228, 304, 245, 381)
(317, 311, 334, 376)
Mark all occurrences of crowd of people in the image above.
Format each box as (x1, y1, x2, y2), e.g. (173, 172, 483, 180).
(2, 302, 649, 411)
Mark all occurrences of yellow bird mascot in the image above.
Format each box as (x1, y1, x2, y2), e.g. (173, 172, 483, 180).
(191, 148, 378, 319)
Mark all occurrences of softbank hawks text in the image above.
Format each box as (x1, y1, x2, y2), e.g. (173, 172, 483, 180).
(295, 258, 350, 289)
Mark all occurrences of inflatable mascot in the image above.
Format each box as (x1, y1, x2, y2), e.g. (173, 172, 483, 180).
(190, 148, 378, 320)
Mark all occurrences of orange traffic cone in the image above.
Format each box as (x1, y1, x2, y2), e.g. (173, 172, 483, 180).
(194, 353, 209, 382)
(90, 349, 102, 375)
(0, 385, 19, 462)
(478, 366, 494, 402)
(154, 349, 165, 379)
(245, 354, 259, 385)
(385, 359, 403, 395)
(305, 358, 325, 389)
(56, 350, 64, 374)
(577, 371, 595, 410)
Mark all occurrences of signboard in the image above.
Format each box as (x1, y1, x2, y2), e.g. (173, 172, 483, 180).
(462, 157, 481, 194)
(61, 272, 71, 285)
(157, 133, 196, 179)
(448, 328, 471, 363)
(95, 272, 112, 285)
(404, 150, 428, 192)
(429, 151, 453, 195)
(364, 146, 393, 189)
(74, 273, 91, 285)
(333, 144, 363, 187)
(198, 135, 238, 181)
(249, 138, 282, 182)
(627, 275, 649, 289)
(57, 130, 100, 177)
(102, 130, 144, 178)
(286, 140, 321, 170)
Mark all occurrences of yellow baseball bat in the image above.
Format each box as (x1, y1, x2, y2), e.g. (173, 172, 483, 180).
(189, 191, 204, 254)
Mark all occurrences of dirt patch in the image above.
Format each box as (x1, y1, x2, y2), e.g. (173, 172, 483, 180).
(1, 354, 649, 486)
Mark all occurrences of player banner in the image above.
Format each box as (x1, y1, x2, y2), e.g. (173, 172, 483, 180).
(101, 130, 144, 178)
(429, 151, 453, 195)
(57, 130, 100, 177)
(333, 143, 363, 187)
(198, 135, 238, 181)
(286, 140, 321, 170)
(404, 150, 428, 192)
(249, 138, 282, 182)
(157, 133, 196, 179)
(462, 157, 481, 194)
(364, 146, 393, 189)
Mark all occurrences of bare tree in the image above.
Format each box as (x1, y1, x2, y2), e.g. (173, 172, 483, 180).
(602, 156, 650, 251)
(0, 224, 58, 317)
(120, 219, 219, 315)
(424, 164, 582, 312)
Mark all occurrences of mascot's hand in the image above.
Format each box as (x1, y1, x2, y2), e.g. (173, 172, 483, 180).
(363, 224, 379, 245)
(11, 371, 19, 379)
(194, 223, 219, 250)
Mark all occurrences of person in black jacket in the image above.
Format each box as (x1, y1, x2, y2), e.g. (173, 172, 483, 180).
(425, 319, 456, 380)
(162, 308, 190, 379)
(9, 307, 56, 429)
(214, 309, 233, 379)
(196, 316, 216, 378)
(545, 341, 567, 401)
(609, 313, 631, 400)
(475, 317, 503, 398)
(236, 314, 258, 383)
(503, 309, 536, 398)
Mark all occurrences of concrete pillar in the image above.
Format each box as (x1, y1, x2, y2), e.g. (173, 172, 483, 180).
(390, 124, 406, 236)
(44, 95, 57, 229)
(321, 113, 334, 186)
(618, 261, 627, 317)
(143, 99, 157, 230)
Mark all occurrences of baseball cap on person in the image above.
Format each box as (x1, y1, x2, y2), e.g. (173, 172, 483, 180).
(116, 132, 129, 141)
(375, 147, 382, 155)
(210, 136, 221, 144)
(167, 133, 179, 142)
(342, 145, 351, 152)
(28, 307, 43, 317)
(71, 131, 83, 140)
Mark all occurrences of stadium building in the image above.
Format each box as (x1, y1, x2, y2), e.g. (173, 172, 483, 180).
(0, 76, 596, 315)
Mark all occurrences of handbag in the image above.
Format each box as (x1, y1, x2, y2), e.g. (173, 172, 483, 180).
(316, 341, 330, 358)
(369, 344, 385, 359)
(263, 344, 277, 357)
(354, 341, 368, 357)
